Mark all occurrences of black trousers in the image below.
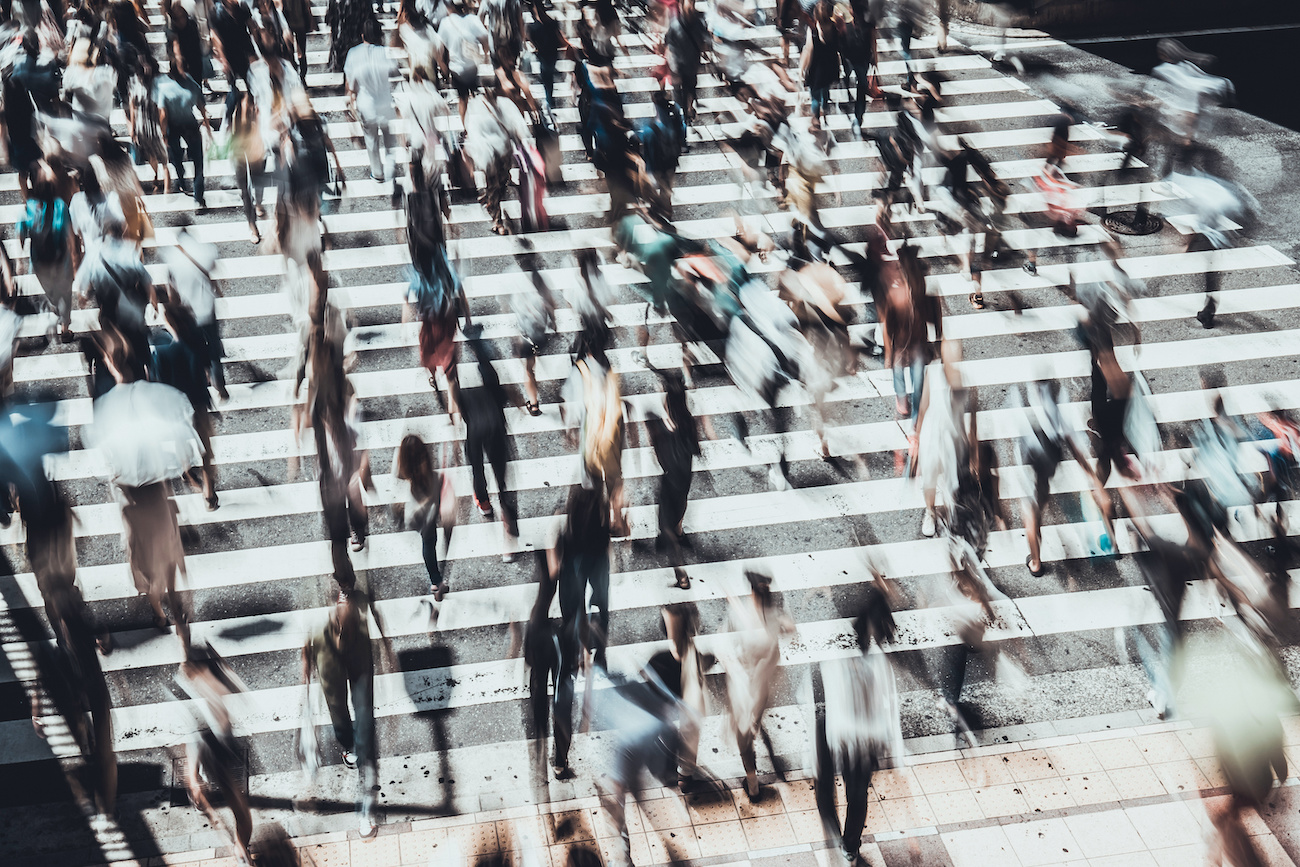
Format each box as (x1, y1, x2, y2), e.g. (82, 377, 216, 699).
(466, 421, 517, 528)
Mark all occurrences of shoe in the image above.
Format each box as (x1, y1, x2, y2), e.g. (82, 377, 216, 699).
(433, 582, 448, 602)
(195, 200, 209, 215)
(1197, 297, 1217, 329)
(851, 118, 862, 138)
(1026, 554, 1045, 577)
(350, 532, 365, 552)
(342, 750, 358, 769)
(358, 815, 378, 838)
(475, 496, 494, 519)
(525, 400, 542, 416)
(552, 764, 575, 780)
(204, 495, 219, 512)
(1022, 260, 1037, 276)
(921, 510, 936, 537)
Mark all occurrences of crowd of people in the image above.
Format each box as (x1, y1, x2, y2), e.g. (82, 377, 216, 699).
(0, 0, 1293, 863)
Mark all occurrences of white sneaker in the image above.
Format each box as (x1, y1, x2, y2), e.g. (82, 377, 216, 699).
(921, 510, 936, 537)
(342, 750, 358, 770)
(359, 815, 378, 838)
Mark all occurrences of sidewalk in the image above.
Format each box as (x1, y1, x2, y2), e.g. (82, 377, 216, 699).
(78, 714, 1300, 867)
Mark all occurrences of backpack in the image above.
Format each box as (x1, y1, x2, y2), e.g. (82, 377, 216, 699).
(405, 181, 446, 271)
(24, 199, 68, 264)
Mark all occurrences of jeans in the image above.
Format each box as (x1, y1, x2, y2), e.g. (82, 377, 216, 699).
(849, 64, 872, 122)
(234, 153, 266, 228)
(167, 121, 205, 203)
(466, 420, 517, 529)
(809, 85, 830, 121)
(538, 57, 557, 108)
(360, 115, 394, 181)
(892, 355, 925, 415)
(323, 670, 377, 818)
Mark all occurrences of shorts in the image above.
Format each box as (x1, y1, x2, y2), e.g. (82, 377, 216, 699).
(452, 68, 478, 104)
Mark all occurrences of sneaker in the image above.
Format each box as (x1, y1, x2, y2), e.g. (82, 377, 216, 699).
(921, 510, 936, 537)
(342, 750, 358, 769)
(358, 815, 378, 838)
(1022, 260, 1037, 276)
(851, 118, 862, 138)
(475, 496, 494, 519)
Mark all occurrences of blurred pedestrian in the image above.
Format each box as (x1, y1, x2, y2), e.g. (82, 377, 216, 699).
(462, 328, 520, 555)
(156, 38, 212, 211)
(814, 590, 903, 865)
(18, 164, 76, 343)
(646, 368, 698, 589)
(393, 433, 456, 599)
(345, 18, 399, 183)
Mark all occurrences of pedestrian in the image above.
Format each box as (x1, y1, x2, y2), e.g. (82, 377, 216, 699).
(645, 603, 706, 789)
(576, 355, 628, 535)
(228, 92, 268, 244)
(463, 80, 530, 235)
(74, 206, 158, 380)
(914, 339, 972, 538)
(151, 303, 220, 510)
(211, 0, 257, 125)
(155, 39, 212, 212)
(17, 164, 76, 344)
(393, 434, 456, 600)
(64, 37, 117, 126)
(168, 1, 207, 91)
(547, 483, 612, 777)
(665, 0, 709, 130)
(802, 0, 839, 131)
(524, 552, 561, 779)
(814, 591, 903, 865)
(115, 460, 191, 652)
(722, 569, 793, 798)
(127, 52, 169, 195)
(280, 0, 314, 78)
(406, 236, 466, 420)
(438, 1, 490, 125)
(302, 591, 380, 837)
(160, 225, 227, 401)
(345, 18, 399, 183)
(3, 34, 62, 197)
(177, 645, 254, 864)
(840, 0, 879, 138)
(461, 329, 520, 556)
(527, 0, 566, 114)
(513, 279, 554, 417)
(880, 243, 935, 419)
(645, 367, 698, 589)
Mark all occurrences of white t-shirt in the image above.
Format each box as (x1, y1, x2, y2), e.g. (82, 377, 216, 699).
(344, 42, 397, 123)
(438, 13, 488, 81)
(159, 234, 219, 325)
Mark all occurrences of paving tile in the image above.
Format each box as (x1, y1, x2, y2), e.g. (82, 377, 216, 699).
(777, 780, 819, 813)
(298, 842, 350, 867)
(1061, 772, 1121, 806)
(735, 785, 787, 819)
(646, 827, 701, 863)
(1175, 728, 1217, 760)
(970, 783, 1030, 819)
(1087, 854, 1160, 867)
(685, 789, 740, 825)
(941, 825, 1023, 867)
(1150, 842, 1211, 866)
(446, 822, 501, 857)
(348, 835, 401, 867)
(1044, 743, 1103, 777)
(1063, 810, 1146, 859)
(506, 814, 557, 849)
(1125, 801, 1202, 850)
(877, 794, 936, 831)
(1001, 818, 1082, 867)
(786, 809, 829, 845)
(626, 833, 651, 867)
(1149, 759, 1211, 795)
(693, 818, 748, 858)
(1251, 834, 1299, 867)
(547, 810, 596, 845)
(1132, 732, 1193, 766)
(741, 813, 796, 851)
(1089, 738, 1148, 771)
(958, 755, 1018, 788)
(1107, 765, 1167, 801)
(871, 768, 922, 801)
(912, 761, 972, 796)
(1193, 755, 1230, 788)
(927, 789, 985, 825)
(875, 834, 953, 867)
(1002, 751, 1059, 783)
(639, 796, 691, 831)
(1280, 716, 1300, 746)
(1017, 778, 1076, 813)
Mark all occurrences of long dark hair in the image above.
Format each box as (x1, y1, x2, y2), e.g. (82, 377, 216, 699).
(395, 434, 437, 502)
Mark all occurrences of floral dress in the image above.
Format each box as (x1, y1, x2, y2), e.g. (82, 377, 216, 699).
(128, 74, 167, 167)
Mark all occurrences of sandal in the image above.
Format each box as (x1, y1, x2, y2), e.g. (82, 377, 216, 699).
(1026, 554, 1045, 577)
(969, 292, 984, 310)
(525, 400, 542, 417)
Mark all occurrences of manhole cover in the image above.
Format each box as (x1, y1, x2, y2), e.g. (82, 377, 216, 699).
(1103, 210, 1164, 235)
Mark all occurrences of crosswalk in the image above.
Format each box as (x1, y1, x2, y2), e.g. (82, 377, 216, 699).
(3, 0, 1299, 853)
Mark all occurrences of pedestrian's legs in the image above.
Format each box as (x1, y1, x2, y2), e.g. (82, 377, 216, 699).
(841, 753, 875, 856)
(487, 424, 516, 533)
(852, 65, 869, 125)
(200, 321, 227, 396)
(539, 57, 557, 109)
(294, 28, 308, 78)
(324, 691, 355, 751)
(909, 355, 926, 419)
(350, 671, 376, 814)
(466, 425, 490, 508)
(586, 553, 610, 663)
(552, 618, 580, 769)
(813, 713, 842, 845)
(361, 117, 384, 180)
(420, 521, 442, 590)
(167, 126, 187, 191)
(183, 123, 205, 204)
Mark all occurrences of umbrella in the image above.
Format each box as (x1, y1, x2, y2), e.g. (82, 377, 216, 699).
(88, 382, 204, 487)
